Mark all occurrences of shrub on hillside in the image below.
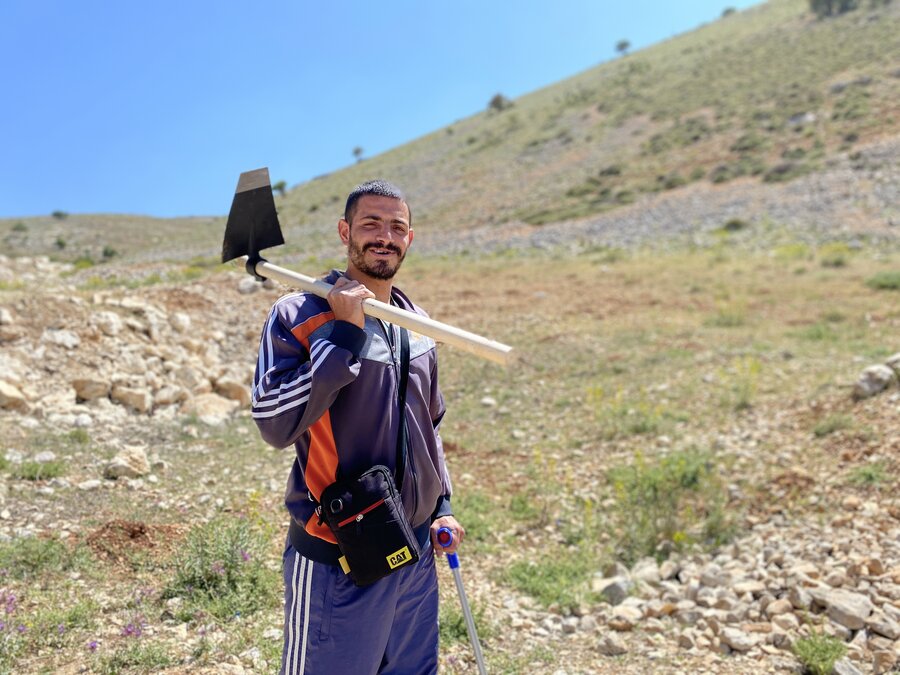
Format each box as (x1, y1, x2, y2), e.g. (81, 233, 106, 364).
(866, 271, 900, 290)
(809, 0, 858, 17)
(163, 515, 278, 622)
(607, 450, 734, 565)
(793, 632, 846, 674)
(818, 242, 854, 267)
(762, 161, 810, 183)
(488, 93, 514, 113)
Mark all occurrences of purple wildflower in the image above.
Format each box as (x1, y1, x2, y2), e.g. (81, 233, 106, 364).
(87, 640, 98, 652)
(0, 620, 6, 631)
(58, 623, 65, 635)
(122, 623, 141, 638)
(240, 549, 251, 562)
(16, 624, 26, 633)
(211, 561, 225, 576)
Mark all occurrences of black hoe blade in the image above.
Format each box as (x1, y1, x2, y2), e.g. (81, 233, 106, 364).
(221, 167, 285, 263)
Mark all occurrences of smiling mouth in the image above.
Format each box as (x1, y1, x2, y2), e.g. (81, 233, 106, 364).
(367, 247, 398, 256)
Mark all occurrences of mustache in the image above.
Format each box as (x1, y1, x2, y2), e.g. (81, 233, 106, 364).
(362, 243, 402, 255)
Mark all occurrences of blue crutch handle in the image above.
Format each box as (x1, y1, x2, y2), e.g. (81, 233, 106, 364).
(436, 526, 460, 569)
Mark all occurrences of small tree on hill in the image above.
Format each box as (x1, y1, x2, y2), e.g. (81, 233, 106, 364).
(616, 39, 631, 56)
(487, 93, 513, 113)
(272, 180, 287, 197)
(809, 0, 859, 17)
(352, 146, 364, 163)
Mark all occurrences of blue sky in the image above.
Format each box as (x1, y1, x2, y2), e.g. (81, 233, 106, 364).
(0, 1, 760, 218)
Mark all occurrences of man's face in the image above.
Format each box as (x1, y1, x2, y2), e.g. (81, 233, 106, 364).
(339, 195, 413, 281)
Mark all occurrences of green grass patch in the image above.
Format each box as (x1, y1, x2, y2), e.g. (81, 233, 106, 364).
(773, 243, 812, 262)
(0, 536, 89, 579)
(848, 461, 888, 487)
(503, 548, 597, 612)
(96, 641, 177, 674)
(163, 515, 279, 623)
(794, 322, 838, 342)
(17, 598, 100, 655)
(792, 631, 847, 675)
(866, 271, 900, 290)
(589, 387, 681, 439)
(11, 459, 66, 481)
(813, 414, 852, 437)
(66, 428, 91, 445)
(817, 242, 855, 268)
(727, 356, 762, 412)
(451, 491, 493, 546)
(607, 449, 734, 565)
(439, 599, 492, 646)
(705, 302, 747, 327)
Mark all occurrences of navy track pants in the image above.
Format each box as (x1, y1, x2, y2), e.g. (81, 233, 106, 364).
(281, 541, 439, 675)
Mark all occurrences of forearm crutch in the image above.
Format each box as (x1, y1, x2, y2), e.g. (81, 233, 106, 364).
(437, 527, 487, 675)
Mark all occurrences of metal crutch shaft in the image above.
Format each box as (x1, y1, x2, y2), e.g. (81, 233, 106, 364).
(437, 527, 487, 675)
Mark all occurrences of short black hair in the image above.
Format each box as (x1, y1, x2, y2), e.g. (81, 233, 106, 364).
(343, 179, 412, 225)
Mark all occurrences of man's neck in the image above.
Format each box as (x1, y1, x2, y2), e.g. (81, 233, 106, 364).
(344, 267, 393, 304)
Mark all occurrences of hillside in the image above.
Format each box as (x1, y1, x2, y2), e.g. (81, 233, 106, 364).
(2, 0, 899, 265)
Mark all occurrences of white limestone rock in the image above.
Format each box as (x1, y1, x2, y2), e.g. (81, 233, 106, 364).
(0, 380, 28, 412)
(853, 364, 896, 400)
(104, 446, 151, 480)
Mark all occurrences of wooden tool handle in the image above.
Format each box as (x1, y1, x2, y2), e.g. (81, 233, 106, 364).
(249, 259, 513, 366)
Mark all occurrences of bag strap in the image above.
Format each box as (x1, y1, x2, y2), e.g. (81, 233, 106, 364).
(394, 326, 411, 491)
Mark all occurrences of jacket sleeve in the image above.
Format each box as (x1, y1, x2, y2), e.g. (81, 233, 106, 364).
(251, 299, 366, 449)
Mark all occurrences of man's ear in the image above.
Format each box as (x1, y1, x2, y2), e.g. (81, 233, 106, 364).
(408, 228, 414, 246)
(338, 218, 350, 245)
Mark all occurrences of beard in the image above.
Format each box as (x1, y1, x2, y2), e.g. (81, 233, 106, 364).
(347, 234, 407, 281)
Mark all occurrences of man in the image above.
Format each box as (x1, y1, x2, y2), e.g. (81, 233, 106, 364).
(251, 180, 465, 674)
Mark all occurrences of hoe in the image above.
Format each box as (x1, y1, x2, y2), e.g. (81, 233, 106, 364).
(222, 167, 512, 365)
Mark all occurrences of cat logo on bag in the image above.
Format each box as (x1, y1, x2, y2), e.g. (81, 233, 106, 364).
(387, 546, 412, 569)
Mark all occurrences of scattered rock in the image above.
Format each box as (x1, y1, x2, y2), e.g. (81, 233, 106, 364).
(833, 657, 864, 675)
(853, 364, 896, 400)
(0, 380, 28, 412)
(104, 446, 151, 480)
(597, 633, 628, 656)
(237, 277, 261, 295)
(77, 479, 102, 491)
(214, 376, 251, 407)
(72, 377, 110, 402)
(93, 311, 123, 336)
(809, 588, 873, 630)
(180, 393, 238, 424)
(719, 627, 757, 652)
(593, 576, 633, 606)
(42, 328, 80, 349)
(111, 384, 153, 413)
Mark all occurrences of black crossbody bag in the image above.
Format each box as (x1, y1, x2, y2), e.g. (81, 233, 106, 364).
(315, 326, 420, 586)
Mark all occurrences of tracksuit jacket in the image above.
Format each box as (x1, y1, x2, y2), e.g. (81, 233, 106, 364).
(251, 270, 453, 564)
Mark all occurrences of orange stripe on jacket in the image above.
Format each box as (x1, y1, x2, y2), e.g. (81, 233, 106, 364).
(293, 309, 340, 543)
(304, 410, 340, 544)
(291, 310, 335, 351)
